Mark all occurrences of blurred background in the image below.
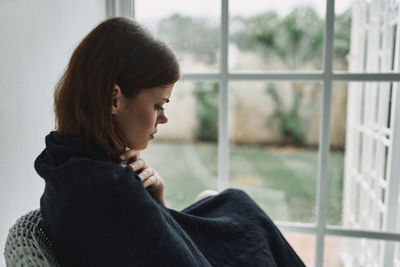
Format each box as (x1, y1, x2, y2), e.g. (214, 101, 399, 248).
(1, 0, 399, 266)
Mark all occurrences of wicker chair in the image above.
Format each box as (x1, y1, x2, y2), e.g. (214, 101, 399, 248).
(3, 209, 61, 267)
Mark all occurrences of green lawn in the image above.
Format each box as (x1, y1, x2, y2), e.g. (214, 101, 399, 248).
(141, 142, 344, 225)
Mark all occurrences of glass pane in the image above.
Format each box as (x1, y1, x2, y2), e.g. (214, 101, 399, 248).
(282, 232, 315, 266)
(141, 81, 219, 210)
(327, 83, 347, 226)
(135, 0, 220, 73)
(229, 81, 321, 223)
(229, 0, 325, 71)
(333, 0, 351, 71)
(324, 236, 398, 267)
(329, 82, 397, 232)
(334, 0, 400, 72)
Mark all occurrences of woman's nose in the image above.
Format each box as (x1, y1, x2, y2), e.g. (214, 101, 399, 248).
(158, 113, 168, 124)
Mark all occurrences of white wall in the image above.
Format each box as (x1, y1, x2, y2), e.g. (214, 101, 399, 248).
(0, 0, 107, 264)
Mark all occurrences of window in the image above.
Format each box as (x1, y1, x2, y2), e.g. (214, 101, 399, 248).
(109, 0, 400, 266)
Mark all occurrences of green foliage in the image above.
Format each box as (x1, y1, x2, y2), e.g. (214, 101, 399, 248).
(231, 7, 348, 144)
(157, 13, 219, 65)
(193, 82, 219, 141)
(334, 8, 351, 66)
(266, 84, 304, 144)
(157, 7, 350, 69)
(232, 11, 281, 52)
(266, 84, 318, 145)
(157, 7, 350, 145)
(231, 6, 325, 70)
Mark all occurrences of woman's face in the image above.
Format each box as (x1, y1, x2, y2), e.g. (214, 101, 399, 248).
(111, 83, 174, 150)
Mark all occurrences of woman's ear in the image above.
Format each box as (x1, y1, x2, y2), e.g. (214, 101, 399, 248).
(111, 84, 122, 115)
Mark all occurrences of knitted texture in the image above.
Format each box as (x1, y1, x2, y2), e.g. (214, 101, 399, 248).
(4, 209, 60, 267)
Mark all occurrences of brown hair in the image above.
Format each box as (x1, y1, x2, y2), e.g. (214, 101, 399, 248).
(54, 17, 180, 162)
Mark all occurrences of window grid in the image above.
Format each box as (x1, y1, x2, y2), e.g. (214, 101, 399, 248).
(347, 0, 400, 265)
(217, 0, 229, 191)
(120, 0, 400, 266)
(315, 0, 335, 265)
(344, 78, 390, 238)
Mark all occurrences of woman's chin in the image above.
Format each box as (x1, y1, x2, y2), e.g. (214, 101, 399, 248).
(136, 142, 149, 151)
(125, 138, 151, 151)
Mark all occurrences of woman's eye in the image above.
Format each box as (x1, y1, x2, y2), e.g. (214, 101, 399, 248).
(155, 105, 164, 111)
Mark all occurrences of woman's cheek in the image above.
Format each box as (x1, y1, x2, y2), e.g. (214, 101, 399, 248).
(154, 112, 158, 124)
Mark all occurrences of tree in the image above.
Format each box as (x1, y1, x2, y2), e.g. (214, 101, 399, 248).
(193, 82, 219, 142)
(266, 84, 317, 145)
(334, 8, 351, 69)
(231, 7, 350, 145)
(231, 6, 324, 70)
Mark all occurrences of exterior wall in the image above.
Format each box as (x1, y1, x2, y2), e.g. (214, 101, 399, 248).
(157, 69, 347, 147)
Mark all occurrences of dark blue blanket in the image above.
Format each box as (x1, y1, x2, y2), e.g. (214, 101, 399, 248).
(34, 131, 305, 267)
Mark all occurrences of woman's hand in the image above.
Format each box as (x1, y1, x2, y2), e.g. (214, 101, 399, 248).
(120, 150, 166, 206)
(133, 164, 165, 207)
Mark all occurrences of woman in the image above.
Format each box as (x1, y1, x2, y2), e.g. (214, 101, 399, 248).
(35, 17, 305, 266)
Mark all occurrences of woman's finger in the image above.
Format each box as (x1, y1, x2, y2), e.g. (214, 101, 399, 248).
(128, 158, 148, 172)
(143, 175, 159, 188)
(138, 167, 154, 181)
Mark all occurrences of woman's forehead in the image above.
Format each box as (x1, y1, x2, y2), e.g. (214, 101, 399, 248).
(134, 84, 174, 101)
(150, 84, 174, 97)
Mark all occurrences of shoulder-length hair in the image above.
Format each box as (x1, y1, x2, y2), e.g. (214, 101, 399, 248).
(54, 17, 180, 162)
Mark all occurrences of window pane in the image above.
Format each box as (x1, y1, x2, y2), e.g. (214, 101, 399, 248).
(282, 232, 315, 266)
(329, 82, 398, 232)
(229, 0, 325, 71)
(327, 83, 347, 226)
(141, 81, 219, 210)
(229, 81, 321, 223)
(135, 0, 220, 73)
(334, 0, 400, 72)
(324, 236, 398, 267)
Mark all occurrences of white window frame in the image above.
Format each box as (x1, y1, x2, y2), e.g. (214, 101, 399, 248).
(110, 0, 400, 266)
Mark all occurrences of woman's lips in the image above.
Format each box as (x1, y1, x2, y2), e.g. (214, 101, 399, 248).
(150, 130, 157, 139)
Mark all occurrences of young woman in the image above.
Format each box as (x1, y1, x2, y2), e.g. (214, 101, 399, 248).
(35, 17, 305, 266)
